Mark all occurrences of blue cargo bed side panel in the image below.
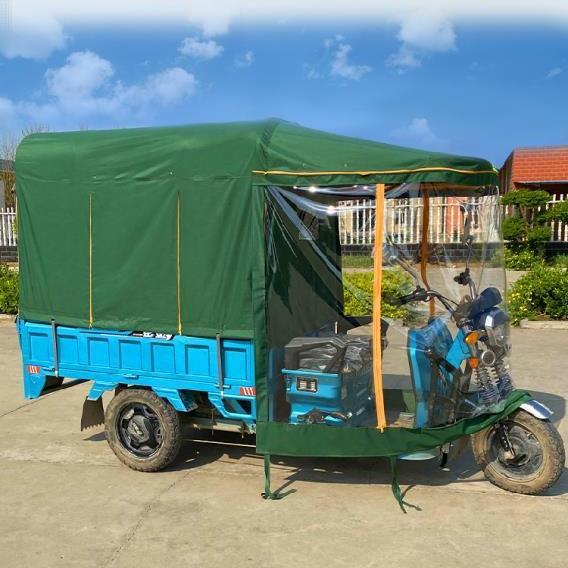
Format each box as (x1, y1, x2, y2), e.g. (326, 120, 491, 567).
(18, 319, 256, 421)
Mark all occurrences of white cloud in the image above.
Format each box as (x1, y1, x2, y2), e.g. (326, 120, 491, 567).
(386, 46, 422, 72)
(1, 51, 197, 129)
(3, 2, 568, 61)
(0, 3, 66, 59)
(546, 67, 563, 79)
(0, 97, 15, 119)
(178, 37, 224, 60)
(45, 51, 114, 101)
(330, 41, 372, 80)
(397, 13, 456, 53)
(117, 68, 198, 107)
(235, 50, 254, 68)
(304, 36, 371, 81)
(303, 64, 324, 80)
(393, 117, 444, 148)
(386, 12, 456, 71)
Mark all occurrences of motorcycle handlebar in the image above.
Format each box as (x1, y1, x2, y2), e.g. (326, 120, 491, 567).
(397, 287, 456, 314)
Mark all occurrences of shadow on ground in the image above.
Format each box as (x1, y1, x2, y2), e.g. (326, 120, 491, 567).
(80, 388, 567, 499)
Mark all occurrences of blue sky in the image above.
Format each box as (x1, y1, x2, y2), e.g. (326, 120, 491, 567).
(0, 2, 567, 166)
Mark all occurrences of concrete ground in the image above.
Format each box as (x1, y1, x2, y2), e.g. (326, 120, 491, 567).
(0, 320, 567, 568)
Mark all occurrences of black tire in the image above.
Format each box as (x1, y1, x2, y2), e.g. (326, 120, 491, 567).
(472, 409, 565, 495)
(105, 388, 181, 472)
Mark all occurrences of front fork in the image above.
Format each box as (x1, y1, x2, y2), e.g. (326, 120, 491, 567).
(494, 421, 516, 461)
(496, 399, 554, 460)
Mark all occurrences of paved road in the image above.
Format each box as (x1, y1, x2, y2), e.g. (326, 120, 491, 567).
(0, 320, 567, 568)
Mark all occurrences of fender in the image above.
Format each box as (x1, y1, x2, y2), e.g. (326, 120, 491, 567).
(520, 399, 553, 420)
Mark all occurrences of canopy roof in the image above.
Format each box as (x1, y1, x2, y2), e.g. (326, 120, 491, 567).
(16, 119, 497, 338)
(17, 119, 498, 189)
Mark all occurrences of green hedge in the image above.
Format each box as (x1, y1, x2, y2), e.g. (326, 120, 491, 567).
(504, 247, 543, 270)
(508, 265, 568, 324)
(343, 268, 413, 320)
(0, 264, 18, 315)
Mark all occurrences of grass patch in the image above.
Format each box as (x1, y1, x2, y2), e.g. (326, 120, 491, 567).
(342, 255, 373, 270)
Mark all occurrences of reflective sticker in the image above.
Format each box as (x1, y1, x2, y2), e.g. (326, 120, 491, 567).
(240, 386, 256, 396)
(27, 365, 41, 375)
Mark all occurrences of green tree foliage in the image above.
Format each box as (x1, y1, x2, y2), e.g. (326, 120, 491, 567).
(502, 216, 526, 242)
(501, 188, 550, 211)
(501, 189, 551, 254)
(546, 199, 568, 224)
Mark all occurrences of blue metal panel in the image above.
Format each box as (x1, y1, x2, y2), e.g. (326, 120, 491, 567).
(407, 318, 454, 428)
(17, 318, 256, 424)
(283, 367, 372, 427)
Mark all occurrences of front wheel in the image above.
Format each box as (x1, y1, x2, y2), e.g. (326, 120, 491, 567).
(105, 388, 182, 472)
(472, 409, 565, 495)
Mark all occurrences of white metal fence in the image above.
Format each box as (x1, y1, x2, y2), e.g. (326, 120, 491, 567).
(339, 194, 568, 246)
(338, 197, 485, 246)
(1, 194, 566, 249)
(0, 207, 17, 246)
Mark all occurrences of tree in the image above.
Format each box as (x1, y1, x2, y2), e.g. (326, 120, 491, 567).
(1, 125, 49, 208)
(501, 189, 551, 253)
(546, 200, 568, 224)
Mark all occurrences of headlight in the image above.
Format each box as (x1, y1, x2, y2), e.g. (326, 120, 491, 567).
(483, 309, 510, 347)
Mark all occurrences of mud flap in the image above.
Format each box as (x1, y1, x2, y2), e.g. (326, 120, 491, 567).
(81, 397, 105, 431)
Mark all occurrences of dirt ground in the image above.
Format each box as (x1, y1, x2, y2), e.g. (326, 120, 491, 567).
(0, 320, 567, 568)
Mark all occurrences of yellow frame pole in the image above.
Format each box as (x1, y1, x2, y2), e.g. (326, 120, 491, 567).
(372, 184, 387, 430)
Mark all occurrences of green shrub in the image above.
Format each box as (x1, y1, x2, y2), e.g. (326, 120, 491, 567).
(504, 247, 542, 270)
(552, 254, 568, 269)
(508, 266, 568, 324)
(343, 268, 414, 320)
(501, 189, 550, 209)
(526, 225, 551, 249)
(0, 263, 18, 314)
(502, 216, 526, 242)
(546, 200, 568, 224)
(501, 190, 551, 255)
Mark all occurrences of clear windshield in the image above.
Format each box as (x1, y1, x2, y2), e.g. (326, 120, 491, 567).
(265, 183, 512, 430)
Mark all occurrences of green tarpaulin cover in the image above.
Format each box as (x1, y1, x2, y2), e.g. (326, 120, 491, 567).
(16, 118, 497, 336)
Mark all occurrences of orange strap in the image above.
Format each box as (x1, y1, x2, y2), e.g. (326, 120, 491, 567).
(372, 184, 387, 430)
(420, 187, 435, 317)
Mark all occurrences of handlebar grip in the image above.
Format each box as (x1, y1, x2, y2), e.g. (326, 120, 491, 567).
(398, 287, 429, 305)
(398, 293, 415, 305)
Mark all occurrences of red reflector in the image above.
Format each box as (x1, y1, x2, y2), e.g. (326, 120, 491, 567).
(239, 387, 256, 396)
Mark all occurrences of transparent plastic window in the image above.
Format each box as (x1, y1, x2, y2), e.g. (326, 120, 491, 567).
(265, 183, 513, 429)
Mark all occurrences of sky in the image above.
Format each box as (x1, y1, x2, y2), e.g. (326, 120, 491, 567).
(0, 1, 567, 166)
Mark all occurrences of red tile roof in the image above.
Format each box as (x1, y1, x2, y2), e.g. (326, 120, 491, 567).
(510, 146, 568, 183)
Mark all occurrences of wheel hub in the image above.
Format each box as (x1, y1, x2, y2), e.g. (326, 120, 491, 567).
(490, 422, 543, 479)
(117, 403, 163, 458)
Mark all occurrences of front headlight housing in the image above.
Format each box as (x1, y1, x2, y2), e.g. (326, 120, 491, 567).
(483, 309, 510, 347)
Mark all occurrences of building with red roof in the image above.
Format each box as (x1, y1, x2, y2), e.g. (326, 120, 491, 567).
(501, 146, 568, 195)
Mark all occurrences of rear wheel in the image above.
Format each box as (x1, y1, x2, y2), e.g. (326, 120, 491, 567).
(472, 409, 565, 495)
(105, 388, 181, 472)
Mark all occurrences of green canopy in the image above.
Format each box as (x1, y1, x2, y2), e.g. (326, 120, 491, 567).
(16, 118, 497, 337)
